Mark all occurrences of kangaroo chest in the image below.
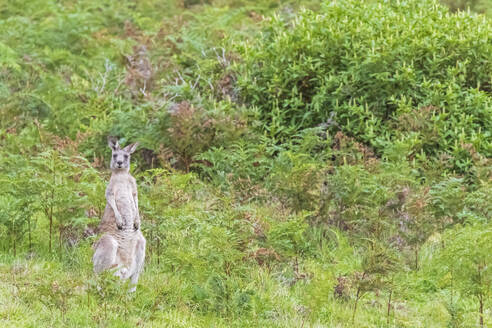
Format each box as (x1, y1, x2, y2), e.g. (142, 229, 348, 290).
(109, 175, 136, 219)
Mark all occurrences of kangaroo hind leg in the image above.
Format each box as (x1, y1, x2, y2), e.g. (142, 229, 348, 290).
(129, 234, 146, 292)
(93, 234, 118, 273)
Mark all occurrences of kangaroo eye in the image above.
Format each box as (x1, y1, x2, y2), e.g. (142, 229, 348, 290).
(113, 154, 117, 159)
(124, 155, 129, 159)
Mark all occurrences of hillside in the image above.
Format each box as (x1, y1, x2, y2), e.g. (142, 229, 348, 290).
(0, 0, 491, 327)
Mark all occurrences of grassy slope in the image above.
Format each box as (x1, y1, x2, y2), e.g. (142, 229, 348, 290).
(0, 0, 491, 327)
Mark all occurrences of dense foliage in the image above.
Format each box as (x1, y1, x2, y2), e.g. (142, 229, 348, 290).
(0, 0, 491, 327)
(237, 0, 491, 174)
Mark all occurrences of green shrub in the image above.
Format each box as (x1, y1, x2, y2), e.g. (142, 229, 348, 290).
(237, 0, 491, 171)
(195, 138, 272, 195)
(432, 223, 492, 327)
(266, 128, 330, 210)
(267, 211, 311, 257)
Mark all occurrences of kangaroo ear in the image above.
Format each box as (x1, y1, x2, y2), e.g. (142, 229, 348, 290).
(123, 142, 139, 154)
(108, 136, 120, 151)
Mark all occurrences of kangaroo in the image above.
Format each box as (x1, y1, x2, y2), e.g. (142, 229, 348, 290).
(92, 137, 146, 292)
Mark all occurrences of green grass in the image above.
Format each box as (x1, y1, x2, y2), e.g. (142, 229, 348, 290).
(1, 170, 491, 327)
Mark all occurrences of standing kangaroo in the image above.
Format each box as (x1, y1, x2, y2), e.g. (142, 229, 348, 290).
(92, 137, 146, 292)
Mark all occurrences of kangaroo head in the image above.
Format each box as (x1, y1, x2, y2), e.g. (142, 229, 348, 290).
(108, 136, 139, 172)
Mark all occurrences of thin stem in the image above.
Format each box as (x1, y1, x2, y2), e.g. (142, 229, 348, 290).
(28, 215, 32, 253)
(157, 235, 160, 266)
(59, 225, 62, 260)
(387, 289, 392, 324)
(479, 293, 484, 328)
(352, 287, 361, 323)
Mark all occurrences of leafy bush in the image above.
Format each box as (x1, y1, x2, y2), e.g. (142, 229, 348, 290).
(237, 0, 491, 171)
(432, 223, 492, 327)
(162, 100, 249, 171)
(195, 138, 272, 198)
(267, 211, 311, 257)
